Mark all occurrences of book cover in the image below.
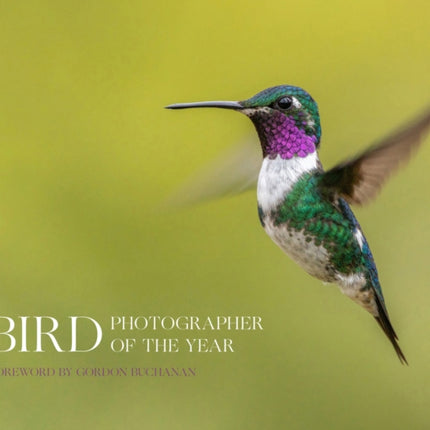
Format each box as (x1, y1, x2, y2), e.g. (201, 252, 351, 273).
(1, 1, 429, 429)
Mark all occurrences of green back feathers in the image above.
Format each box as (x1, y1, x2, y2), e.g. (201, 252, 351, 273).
(274, 173, 365, 274)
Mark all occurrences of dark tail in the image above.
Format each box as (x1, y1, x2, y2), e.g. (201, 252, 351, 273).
(374, 292, 408, 365)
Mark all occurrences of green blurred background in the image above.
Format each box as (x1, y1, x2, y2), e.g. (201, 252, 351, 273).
(0, 1, 429, 429)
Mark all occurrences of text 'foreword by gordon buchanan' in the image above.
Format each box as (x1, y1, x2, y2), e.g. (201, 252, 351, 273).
(0, 315, 263, 353)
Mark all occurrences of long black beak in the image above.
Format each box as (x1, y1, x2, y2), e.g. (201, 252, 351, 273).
(165, 101, 242, 110)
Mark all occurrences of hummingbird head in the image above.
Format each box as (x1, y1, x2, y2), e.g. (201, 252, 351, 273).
(240, 86, 321, 158)
(166, 85, 321, 160)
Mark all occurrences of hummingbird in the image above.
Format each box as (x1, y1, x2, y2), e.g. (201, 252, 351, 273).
(166, 86, 430, 364)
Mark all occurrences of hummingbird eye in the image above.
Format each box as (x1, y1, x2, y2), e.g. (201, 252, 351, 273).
(276, 96, 293, 110)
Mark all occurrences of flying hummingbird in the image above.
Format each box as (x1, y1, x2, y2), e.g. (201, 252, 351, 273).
(166, 86, 430, 364)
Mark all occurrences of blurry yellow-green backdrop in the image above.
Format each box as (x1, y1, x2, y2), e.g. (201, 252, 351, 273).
(0, 1, 429, 429)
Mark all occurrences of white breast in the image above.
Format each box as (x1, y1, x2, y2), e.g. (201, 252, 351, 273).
(257, 153, 319, 212)
(257, 152, 331, 281)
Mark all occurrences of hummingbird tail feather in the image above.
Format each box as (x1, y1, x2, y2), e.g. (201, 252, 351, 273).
(373, 293, 408, 365)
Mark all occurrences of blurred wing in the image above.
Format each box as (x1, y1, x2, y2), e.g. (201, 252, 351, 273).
(162, 137, 261, 207)
(321, 107, 430, 205)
